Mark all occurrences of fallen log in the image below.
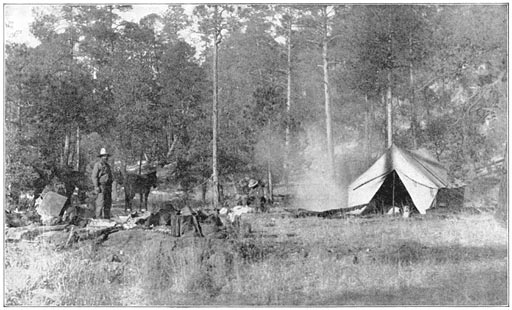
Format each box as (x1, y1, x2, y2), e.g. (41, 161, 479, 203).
(66, 225, 122, 246)
(30, 225, 123, 248)
(6, 224, 68, 241)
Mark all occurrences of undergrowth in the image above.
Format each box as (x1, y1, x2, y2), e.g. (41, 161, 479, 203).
(4, 213, 507, 306)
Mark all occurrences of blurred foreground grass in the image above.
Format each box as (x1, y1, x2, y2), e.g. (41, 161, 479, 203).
(4, 211, 507, 306)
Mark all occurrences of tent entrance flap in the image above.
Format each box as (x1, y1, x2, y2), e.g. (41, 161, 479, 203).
(366, 171, 416, 214)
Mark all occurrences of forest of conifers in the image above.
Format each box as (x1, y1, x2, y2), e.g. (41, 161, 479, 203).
(5, 5, 507, 206)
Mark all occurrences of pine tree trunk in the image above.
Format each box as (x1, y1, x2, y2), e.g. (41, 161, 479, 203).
(76, 126, 80, 171)
(63, 134, 70, 168)
(365, 95, 372, 162)
(409, 34, 418, 149)
(284, 17, 292, 194)
(139, 151, 143, 175)
(267, 161, 273, 203)
(386, 17, 393, 148)
(322, 13, 334, 178)
(201, 182, 207, 203)
(386, 78, 393, 148)
(212, 8, 221, 209)
(166, 116, 176, 158)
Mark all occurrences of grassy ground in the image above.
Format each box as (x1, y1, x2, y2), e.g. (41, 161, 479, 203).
(4, 205, 508, 306)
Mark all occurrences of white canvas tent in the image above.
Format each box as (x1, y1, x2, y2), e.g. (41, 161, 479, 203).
(347, 144, 450, 214)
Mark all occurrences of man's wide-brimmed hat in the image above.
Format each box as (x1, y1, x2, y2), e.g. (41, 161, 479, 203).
(248, 179, 259, 188)
(98, 148, 111, 157)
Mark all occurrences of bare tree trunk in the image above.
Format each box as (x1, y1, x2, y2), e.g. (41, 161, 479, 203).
(386, 17, 393, 149)
(200, 181, 206, 203)
(322, 10, 334, 178)
(284, 16, 292, 194)
(461, 118, 467, 162)
(139, 151, 143, 175)
(212, 7, 221, 209)
(386, 75, 393, 148)
(409, 34, 418, 149)
(75, 126, 80, 171)
(69, 150, 75, 168)
(63, 134, 70, 168)
(167, 134, 177, 159)
(267, 161, 273, 203)
(364, 95, 371, 162)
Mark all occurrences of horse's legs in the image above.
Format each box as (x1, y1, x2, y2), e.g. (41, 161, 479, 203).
(144, 191, 149, 212)
(125, 188, 132, 213)
(139, 191, 143, 211)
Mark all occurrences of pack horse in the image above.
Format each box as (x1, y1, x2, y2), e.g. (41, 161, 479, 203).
(120, 170, 158, 212)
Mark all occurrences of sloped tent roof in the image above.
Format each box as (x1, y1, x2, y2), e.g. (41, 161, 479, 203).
(347, 144, 450, 214)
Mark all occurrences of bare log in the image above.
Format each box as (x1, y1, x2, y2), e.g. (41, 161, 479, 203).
(72, 226, 121, 242)
(65, 226, 75, 247)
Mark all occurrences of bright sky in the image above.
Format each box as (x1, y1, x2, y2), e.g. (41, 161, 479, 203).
(4, 4, 179, 46)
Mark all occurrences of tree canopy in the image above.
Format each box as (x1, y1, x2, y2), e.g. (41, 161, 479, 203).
(5, 4, 507, 201)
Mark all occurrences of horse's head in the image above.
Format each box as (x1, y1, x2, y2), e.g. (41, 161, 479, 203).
(113, 168, 125, 185)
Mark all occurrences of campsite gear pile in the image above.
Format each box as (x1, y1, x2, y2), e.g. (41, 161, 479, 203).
(219, 205, 254, 225)
(6, 189, 228, 245)
(230, 177, 270, 212)
(218, 205, 253, 236)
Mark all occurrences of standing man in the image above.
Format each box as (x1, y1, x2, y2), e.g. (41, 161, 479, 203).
(91, 148, 113, 219)
(248, 179, 267, 212)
